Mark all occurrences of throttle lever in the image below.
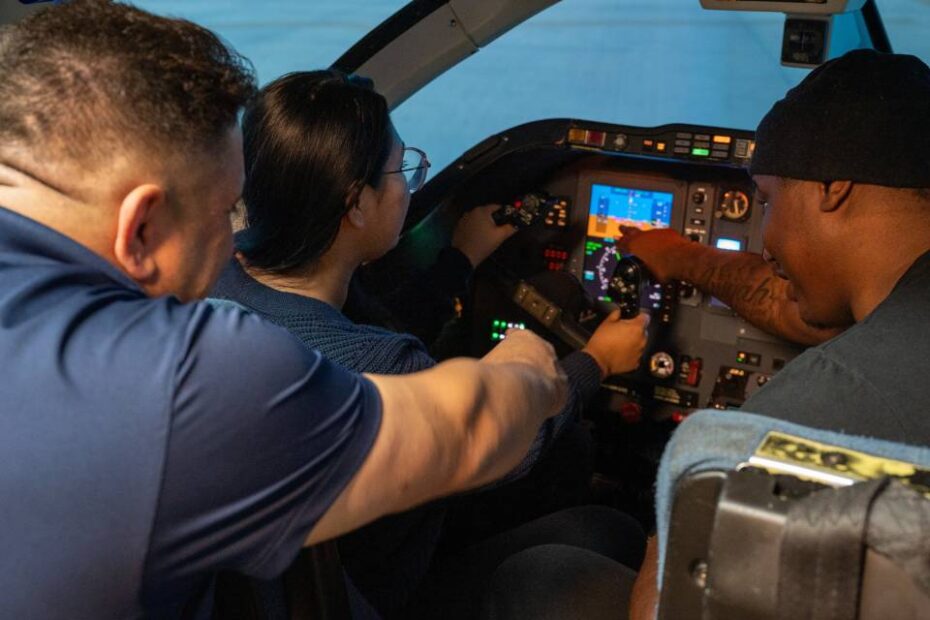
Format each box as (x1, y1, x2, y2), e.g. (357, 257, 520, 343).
(512, 281, 591, 350)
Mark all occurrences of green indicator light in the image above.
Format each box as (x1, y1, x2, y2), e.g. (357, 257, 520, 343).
(692, 148, 710, 157)
(603, 296, 613, 302)
(493, 320, 500, 327)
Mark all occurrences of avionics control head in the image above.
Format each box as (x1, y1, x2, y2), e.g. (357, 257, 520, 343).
(493, 191, 571, 229)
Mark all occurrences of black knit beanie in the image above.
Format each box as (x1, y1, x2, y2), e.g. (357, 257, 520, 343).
(750, 49, 930, 188)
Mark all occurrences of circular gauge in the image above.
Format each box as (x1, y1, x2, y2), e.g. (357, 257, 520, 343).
(718, 190, 751, 221)
(649, 351, 676, 379)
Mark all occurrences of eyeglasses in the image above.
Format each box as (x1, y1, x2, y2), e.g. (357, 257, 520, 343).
(384, 147, 430, 194)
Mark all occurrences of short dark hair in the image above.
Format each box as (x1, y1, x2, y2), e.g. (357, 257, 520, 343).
(0, 0, 256, 168)
(237, 70, 393, 273)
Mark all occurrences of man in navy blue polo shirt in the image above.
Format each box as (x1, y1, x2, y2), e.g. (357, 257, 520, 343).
(0, 2, 571, 617)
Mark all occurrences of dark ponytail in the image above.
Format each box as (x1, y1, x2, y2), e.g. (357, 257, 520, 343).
(237, 69, 392, 273)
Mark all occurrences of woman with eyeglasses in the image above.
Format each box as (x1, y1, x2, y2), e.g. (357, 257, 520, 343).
(211, 70, 649, 619)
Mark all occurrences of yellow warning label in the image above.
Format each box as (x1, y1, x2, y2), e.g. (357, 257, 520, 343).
(747, 432, 930, 498)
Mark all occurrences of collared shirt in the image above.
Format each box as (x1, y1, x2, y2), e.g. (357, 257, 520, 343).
(0, 207, 381, 619)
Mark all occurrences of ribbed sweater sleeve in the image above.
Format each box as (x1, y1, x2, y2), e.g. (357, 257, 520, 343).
(492, 351, 601, 484)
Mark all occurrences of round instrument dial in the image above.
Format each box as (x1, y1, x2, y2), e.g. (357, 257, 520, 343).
(649, 351, 676, 380)
(718, 190, 751, 222)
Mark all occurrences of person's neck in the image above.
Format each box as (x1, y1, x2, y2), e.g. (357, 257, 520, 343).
(0, 165, 112, 259)
(240, 252, 358, 310)
(846, 224, 930, 322)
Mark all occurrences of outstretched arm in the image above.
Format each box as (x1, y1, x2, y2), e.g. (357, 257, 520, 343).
(306, 330, 567, 544)
(616, 227, 841, 346)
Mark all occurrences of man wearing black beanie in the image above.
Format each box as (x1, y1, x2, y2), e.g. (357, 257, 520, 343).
(619, 48, 930, 445)
(627, 48, 930, 620)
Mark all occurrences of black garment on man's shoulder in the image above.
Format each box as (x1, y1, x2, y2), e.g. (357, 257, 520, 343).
(743, 251, 930, 445)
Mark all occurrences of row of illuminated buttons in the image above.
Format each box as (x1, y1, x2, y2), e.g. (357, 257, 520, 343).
(491, 329, 526, 341)
(675, 139, 726, 151)
(673, 146, 731, 159)
(676, 131, 732, 144)
(642, 139, 668, 153)
(567, 128, 628, 150)
(569, 127, 750, 160)
(491, 321, 526, 340)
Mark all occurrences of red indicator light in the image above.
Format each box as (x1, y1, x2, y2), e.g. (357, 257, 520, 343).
(672, 411, 685, 424)
(686, 357, 702, 387)
(620, 402, 642, 424)
(585, 131, 607, 147)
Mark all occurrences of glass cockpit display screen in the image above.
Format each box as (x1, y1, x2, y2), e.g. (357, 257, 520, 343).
(583, 183, 673, 301)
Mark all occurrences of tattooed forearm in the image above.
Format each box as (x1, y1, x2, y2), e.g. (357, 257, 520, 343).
(698, 264, 779, 311)
(686, 250, 837, 346)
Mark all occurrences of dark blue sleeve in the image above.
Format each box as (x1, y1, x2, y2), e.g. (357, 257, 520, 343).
(142, 304, 382, 600)
(494, 351, 601, 483)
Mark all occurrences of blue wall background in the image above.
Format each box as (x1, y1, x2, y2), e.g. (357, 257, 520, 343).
(136, 0, 930, 174)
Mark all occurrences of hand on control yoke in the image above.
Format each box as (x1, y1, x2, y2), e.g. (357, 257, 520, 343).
(583, 310, 650, 378)
(616, 225, 694, 283)
(482, 328, 568, 416)
(452, 203, 518, 267)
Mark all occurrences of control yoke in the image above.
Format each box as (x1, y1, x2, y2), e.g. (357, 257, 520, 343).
(609, 254, 646, 319)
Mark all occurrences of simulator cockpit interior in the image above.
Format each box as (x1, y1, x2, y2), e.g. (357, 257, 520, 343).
(2, 1, 928, 619)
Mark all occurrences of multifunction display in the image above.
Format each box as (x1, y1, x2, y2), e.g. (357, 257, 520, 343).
(583, 183, 673, 301)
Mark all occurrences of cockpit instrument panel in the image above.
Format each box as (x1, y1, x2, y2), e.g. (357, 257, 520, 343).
(389, 118, 803, 413)
(371, 118, 806, 494)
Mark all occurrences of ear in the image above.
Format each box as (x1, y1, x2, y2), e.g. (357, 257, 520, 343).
(820, 180, 853, 213)
(113, 184, 164, 283)
(343, 184, 376, 230)
(344, 203, 365, 229)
